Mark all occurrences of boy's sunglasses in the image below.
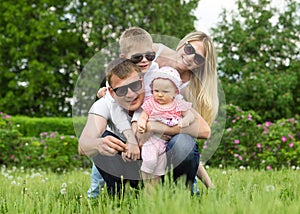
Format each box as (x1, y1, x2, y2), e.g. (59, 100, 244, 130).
(111, 79, 143, 97)
(184, 42, 205, 65)
(130, 52, 156, 64)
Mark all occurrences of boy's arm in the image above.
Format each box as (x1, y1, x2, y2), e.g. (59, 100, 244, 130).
(178, 109, 195, 128)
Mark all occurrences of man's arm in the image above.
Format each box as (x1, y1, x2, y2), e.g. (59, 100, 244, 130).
(78, 114, 127, 157)
(147, 108, 210, 139)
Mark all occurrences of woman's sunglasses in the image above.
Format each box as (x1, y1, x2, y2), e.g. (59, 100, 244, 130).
(111, 79, 143, 97)
(184, 42, 205, 65)
(130, 52, 156, 64)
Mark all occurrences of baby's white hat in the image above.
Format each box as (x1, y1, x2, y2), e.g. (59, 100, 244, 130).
(150, 66, 182, 91)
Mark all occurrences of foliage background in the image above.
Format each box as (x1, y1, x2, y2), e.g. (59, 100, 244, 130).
(0, 0, 300, 169)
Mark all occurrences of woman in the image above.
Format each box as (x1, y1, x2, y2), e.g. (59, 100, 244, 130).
(153, 31, 218, 188)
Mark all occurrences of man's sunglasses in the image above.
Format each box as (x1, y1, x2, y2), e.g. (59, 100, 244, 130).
(111, 79, 143, 97)
(130, 52, 156, 64)
(184, 42, 205, 65)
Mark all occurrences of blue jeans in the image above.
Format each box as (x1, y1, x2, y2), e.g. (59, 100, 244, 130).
(87, 163, 105, 198)
(166, 134, 200, 191)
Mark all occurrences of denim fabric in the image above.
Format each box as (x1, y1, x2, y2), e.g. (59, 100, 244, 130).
(87, 163, 105, 198)
(93, 130, 141, 197)
(166, 134, 200, 190)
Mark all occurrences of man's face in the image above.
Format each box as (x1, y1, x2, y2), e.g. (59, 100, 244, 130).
(109, 69, 145, 112)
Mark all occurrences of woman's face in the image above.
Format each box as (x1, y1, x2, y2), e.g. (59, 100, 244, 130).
(176, 40, 205, 71)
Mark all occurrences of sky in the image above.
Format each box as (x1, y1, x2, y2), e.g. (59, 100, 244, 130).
(195, 0, 287, 34)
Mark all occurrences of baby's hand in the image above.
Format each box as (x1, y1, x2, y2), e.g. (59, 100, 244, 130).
(97, 87, 107, 98)
(137, 118, 147, 133)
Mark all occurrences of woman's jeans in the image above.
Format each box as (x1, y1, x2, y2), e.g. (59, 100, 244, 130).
(166, 134, 200, 188)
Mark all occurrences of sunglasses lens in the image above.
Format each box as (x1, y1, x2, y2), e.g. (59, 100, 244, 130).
(130, 54, 143, 64)
(129, 80, 142, 92)
(194, 55, 205, 65)
(184, 43, 195, 55)
(115, 86, 127, 96)
(145, 52, 156, 61)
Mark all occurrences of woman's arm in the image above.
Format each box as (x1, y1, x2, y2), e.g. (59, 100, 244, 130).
(178, 109, 195, 128)
(147, 108, 210, 139)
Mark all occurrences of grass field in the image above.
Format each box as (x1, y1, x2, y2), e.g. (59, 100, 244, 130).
(1, 166, 299, 214)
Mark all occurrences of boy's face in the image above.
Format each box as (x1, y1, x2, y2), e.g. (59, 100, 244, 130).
(152, 78, 178, 105)
(109, 69, 145, 112)
(124, 43, 154, 73)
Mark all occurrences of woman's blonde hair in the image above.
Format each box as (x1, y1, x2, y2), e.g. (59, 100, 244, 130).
(176, 31, 219, 125)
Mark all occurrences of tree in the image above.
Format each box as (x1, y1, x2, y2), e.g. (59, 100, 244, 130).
(0, 0, 86, 116)
(212, 0, 300, 120)
(0, 0, 199, 117)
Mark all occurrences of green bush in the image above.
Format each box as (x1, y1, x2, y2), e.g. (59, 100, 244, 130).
(10, 116, 86, 137)
(201, 104, 300, 169)
(0, 112, 90, 171)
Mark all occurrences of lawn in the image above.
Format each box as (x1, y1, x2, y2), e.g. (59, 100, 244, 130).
(0, 166, 299, 214)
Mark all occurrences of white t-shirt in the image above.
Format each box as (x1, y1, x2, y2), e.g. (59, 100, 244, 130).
(88, 93, 129, 141)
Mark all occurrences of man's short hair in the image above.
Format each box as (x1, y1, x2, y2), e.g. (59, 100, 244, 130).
(105, 58, 141, 86)
(119, 27, 153, 55)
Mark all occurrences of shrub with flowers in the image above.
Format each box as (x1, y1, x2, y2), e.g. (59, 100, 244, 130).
(0, 112, 90, 171)
(201, 104, 300, 169)
(0, 112, 22, 165)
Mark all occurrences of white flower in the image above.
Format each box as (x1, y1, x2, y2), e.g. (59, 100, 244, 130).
(60, 188, 67, 195)
(265, 185, 275, 192)
(222, 171, 227, 175)
(61, 183, 67, 188)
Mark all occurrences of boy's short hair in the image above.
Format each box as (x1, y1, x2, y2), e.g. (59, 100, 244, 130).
(119, 27, 153, 55)
(105, 58, 141, 86)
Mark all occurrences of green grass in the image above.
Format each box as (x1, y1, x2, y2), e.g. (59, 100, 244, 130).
(1, 166, 299, 214)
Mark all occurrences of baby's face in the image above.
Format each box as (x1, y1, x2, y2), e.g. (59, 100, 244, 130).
(126, 43, 154, 73)
(152, 78, 178, 105)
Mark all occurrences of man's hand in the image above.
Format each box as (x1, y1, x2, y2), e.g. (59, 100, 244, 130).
(98, 135, 127, 156)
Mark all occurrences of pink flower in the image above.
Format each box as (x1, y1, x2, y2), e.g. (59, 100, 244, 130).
(289, 143, 294, 148)
(232, 119, 236, 123)
(238, 155, 243, 161)
(248, 114, 252, 121)
(264, 127, 269, 134)
(281, 136, 287, 142)
(234, 153, 239, 157)
(265, 121, 272, 127)
(10, 155, 15, 160)
(288, 134, 294, 139)
(234, 139, 240, 144)
(227, 128, 232, 132)
(289, 118, 294, 122)
(257, 124, 262, 127)
(237, 116, 240, 120)
(266, 165, 272, 170)
(257, 143, 262, 148)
